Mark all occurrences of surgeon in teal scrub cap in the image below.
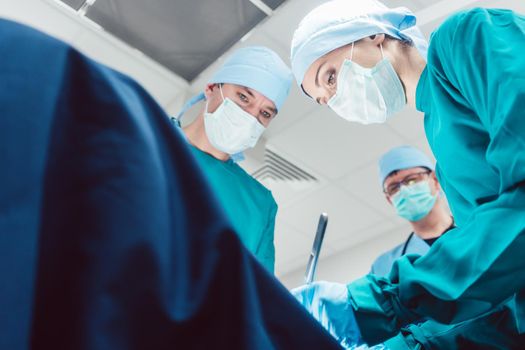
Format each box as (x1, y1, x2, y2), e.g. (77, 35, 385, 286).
(290, 0, 525, 349)
(175, 46, 292, 273)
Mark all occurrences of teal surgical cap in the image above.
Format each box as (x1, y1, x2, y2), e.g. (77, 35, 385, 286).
(290, 0, 428, 87)
(176, 46, 292, 119)
(379, 145, 435, 186)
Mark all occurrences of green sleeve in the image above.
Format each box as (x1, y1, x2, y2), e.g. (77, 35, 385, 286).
(435, 8, 525, 187)
(384, 300, 524, 350)
(348, 9, 525, 344)
(256, 197, 276, 274)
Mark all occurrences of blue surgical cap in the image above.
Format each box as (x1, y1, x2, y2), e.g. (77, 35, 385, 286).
(176, 46, 292, 120)
(210, 46, 292, 111)
(378, 145, 435, 186)
(291, 0, 428, 87)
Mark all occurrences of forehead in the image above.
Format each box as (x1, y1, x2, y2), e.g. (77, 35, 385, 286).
(384, 167, 428, 185)
(223, 83, 277, 111)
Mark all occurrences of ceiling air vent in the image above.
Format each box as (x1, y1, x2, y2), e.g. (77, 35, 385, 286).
(252, 149, 317, 182)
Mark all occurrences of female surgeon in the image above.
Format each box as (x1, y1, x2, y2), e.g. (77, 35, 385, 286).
(290, 0, 525, 349)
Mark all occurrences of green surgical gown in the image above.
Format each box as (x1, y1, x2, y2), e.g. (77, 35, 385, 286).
(189, 146, 277, 273)
(346, 8, 525, 347)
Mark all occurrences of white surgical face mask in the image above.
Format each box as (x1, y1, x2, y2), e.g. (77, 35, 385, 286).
(204, 85, 266, 155)
(327, 43, 406, 124)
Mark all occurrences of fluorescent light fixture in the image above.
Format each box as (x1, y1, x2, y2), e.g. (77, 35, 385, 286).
(249, 0, 273, 16)
(78, 0, 97, 16)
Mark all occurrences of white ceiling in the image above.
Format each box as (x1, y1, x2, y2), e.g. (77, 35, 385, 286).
(3, 0, 524, 285)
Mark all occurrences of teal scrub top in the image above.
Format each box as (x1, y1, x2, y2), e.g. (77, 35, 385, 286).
(346, 8, 525, 346)
(370, 233, 430, 277)
(189, 146, 277, 273)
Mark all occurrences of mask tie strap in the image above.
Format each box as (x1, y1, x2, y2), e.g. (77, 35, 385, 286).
(219, 84, 226, 101)
(380, 43, 385, 59)
(350, 42, 355, 60)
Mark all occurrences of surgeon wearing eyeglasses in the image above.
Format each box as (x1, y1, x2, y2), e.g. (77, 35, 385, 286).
(371, 145, 454, 277)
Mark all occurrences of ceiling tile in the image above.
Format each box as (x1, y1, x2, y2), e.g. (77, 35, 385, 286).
(385, 0, 428, 12)
(74, 29, 187, 106)
(269, 108, 406, 180)
(259, 0, 327, 53)
(337, 163, 401, 219)
(274, 221, 309, 265)
(484, 0, 525, 12)
(386, 107, 426, 142)
(80, 0, 286, 81)
(407, 134, 435, 160)
(1, 0, 84, 44)
(60, 0, 84, 10)
(278, 185, 386, 245)
(265, 84, 317, 139)
(264, 177, 326, 209)
(274, 219, 329, 275)
(275, 253, 315, 279)
(417, 0, 525, 50)
(325, 219, 407, 254)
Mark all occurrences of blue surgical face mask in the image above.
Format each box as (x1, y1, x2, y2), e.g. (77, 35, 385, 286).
(391, 181, 437, 222)
(327, 42, 406, 124)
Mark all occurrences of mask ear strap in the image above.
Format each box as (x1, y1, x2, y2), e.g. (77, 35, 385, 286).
(350, 42, 355, 60)
(219, 84, 225, 101)
(379, 43, 385, 59)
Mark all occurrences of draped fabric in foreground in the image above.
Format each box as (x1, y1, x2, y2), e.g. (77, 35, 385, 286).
(0, 19, 341, 350)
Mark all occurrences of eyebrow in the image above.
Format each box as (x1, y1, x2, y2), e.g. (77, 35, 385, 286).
(243, 87, 255, 98)
(315, 62, 325, 88)
(245, 87, 277, 115)
(314, 61, 326, 104)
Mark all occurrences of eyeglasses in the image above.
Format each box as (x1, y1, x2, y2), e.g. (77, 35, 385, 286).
(384, 171, 432, 197)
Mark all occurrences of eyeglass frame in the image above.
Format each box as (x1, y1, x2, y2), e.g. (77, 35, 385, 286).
(383, 170, 433, 197)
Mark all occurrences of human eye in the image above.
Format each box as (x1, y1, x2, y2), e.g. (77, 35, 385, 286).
(404, 176, 420, 186)
(261, 110, 272, 119)
(238, 92, 249, 103)
(327, 70, 336, 86)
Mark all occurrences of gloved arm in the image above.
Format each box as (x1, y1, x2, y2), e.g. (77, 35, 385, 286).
(291, 281, 363, 348)
(384, 297, 525, 350)
(292, 282, 392, 349)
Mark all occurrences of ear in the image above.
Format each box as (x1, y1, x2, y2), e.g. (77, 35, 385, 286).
(370, 33, 386, 45)
(204, 83, 218, 99)
(385, 194, 393, 205)
(430, 171, 441, 191)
